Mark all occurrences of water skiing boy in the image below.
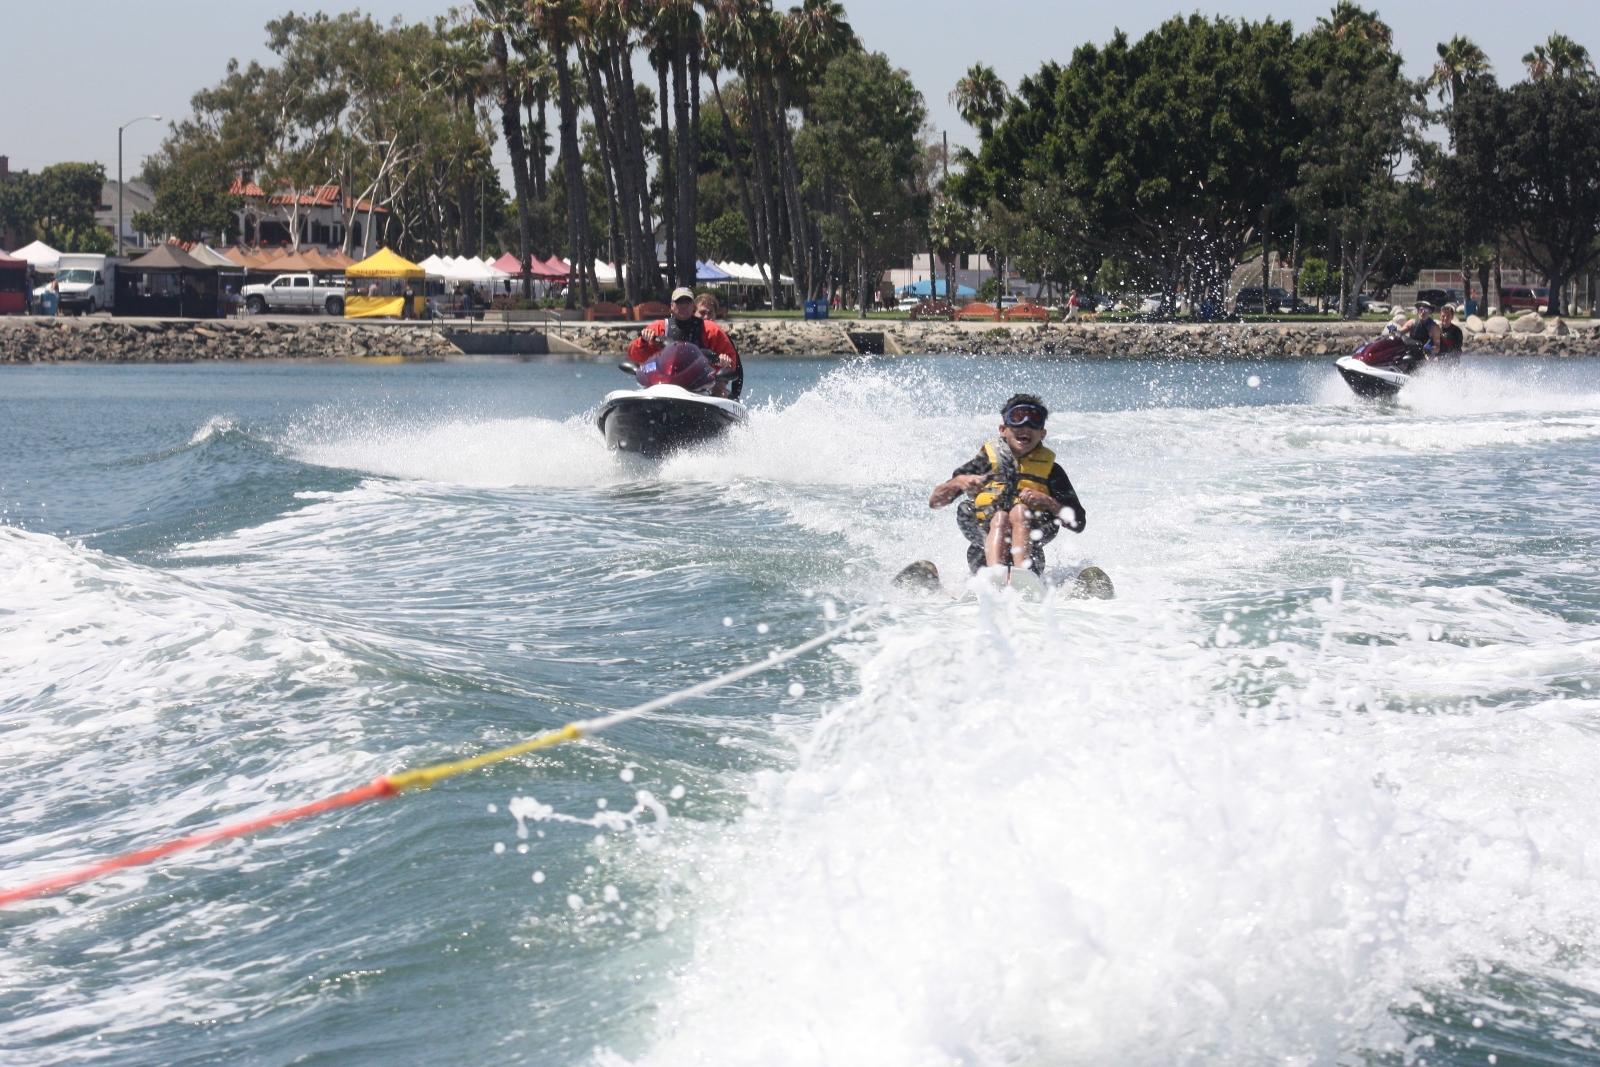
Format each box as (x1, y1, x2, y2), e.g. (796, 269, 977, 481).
(929, 394, 1086, 574)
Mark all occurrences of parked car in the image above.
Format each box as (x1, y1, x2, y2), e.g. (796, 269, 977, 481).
(1416, 287, 1464, 310)
(1231, 286, 1282, 314)
(242, 273, 347, 315)
(1499, 285, 1548, 312)
(1269, 288, 1318, 313)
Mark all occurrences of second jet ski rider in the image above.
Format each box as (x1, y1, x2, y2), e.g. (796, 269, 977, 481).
(628, 286, 743, 398)
(929, 394, 1086, 574)
(1401, 300, 1443, 353)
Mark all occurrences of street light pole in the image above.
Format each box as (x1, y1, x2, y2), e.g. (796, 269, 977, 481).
(117, 114, 162, 257)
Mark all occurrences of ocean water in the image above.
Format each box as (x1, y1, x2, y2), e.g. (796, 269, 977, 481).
(2, 351, 1599, 1066)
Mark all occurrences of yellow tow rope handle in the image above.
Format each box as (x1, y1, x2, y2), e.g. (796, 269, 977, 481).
(385, 723, 584, 794)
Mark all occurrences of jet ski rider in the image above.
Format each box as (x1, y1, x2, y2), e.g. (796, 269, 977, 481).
(628, 286, 743, 398)
(1401, 300, 1443, 353)
(1437, 303, 1464, 355)
(929, 394, 1086, 574)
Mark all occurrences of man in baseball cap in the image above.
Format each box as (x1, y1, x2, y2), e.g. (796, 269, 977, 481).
(628, 286, 743, 397)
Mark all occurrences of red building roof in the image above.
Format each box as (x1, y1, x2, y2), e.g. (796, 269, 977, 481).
(229, 178, 385, 213)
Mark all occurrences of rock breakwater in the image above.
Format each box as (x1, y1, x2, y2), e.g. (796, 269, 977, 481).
(4, 314, 1598, 363)
(1, 318, 461, 363)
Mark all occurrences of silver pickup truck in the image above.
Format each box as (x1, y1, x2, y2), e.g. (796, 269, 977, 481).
(241, 273, 346, 315)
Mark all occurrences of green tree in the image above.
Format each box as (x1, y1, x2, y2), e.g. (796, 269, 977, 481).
(949, 63, 1008, 141)
(958, 15, 1304, 312)
(1292, 5, 1425, 317)
(1521, 32, 1595, 83)
(929, 197, 975, 304)
(32, 163, 110, 251)
(796, 50, 927, 315)
(1500, 49, 1600, 316)
(477, 0, 536, 293)
(138, 131, 244, 241)
(0, 172, 37, 246)
(1428, 35, 1495, 309)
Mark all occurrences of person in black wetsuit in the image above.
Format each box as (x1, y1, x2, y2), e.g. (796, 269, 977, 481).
(1437, 304, 1464, 355)
(928, 394, 1087, 574)
(1402, 300, 1442, 353)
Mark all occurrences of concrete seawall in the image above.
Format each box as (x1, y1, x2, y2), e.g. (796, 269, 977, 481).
(5, 314, 1599, 363)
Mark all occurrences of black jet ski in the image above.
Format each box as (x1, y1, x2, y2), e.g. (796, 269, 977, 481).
(1334, 328, 1428, 399)
(597, 342, 747, 456)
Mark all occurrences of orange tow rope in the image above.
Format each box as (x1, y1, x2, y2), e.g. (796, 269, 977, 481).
(0, 724, 584, 909)
(0, 608, 871, 908)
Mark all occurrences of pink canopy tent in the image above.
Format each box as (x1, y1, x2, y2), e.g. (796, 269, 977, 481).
(492, 252, 570, 279)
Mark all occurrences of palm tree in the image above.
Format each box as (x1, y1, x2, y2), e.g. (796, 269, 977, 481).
(1323, 2, 1392, 49)
(1523, 33, 1596, 81)
(706, 0, 784, 301)
(643, 26, 677, 285)
(1427, 36, 1494, 311)
(930, 198, 973, 306)
(949, 63, 1007, 141)
(780, 0, 856, 298)
(576, 0, 662, 303)
(702, 9, 768, 293)
(436, 18, 492, 254)
(1428, 35, 1491, 110)
(645, 0, 702, 292)
(531, 0, 590, 308)
(475, 0, 534, 295)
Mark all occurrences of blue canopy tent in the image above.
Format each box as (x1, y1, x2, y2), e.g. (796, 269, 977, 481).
(696, 260, 733, 282)
(898, 278, 976, 298)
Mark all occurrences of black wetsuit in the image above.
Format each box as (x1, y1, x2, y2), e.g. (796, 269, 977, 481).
(951, 452, 1086, 574)
(1407, 319, 1438, 349)
(1439, 322, 1463, 354)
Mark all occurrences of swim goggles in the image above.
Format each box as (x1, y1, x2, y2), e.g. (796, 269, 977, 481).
(1002, 403, 1047, 429)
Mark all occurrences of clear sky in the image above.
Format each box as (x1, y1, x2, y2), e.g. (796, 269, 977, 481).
(5, 1, 1596, 184)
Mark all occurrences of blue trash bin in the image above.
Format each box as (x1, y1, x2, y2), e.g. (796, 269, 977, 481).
(40, 290, 59, 317)
(803, 299, 829, 320)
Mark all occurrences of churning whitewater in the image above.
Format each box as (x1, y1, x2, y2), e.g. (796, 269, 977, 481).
(2, 354, 1598, 1066)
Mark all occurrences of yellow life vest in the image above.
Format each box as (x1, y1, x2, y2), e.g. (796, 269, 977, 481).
(971, 441, 1056, 525)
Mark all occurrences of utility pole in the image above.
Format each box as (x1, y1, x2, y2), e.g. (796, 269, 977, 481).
(116, 114, 162, 256)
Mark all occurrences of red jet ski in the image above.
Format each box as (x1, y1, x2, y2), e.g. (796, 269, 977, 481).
(1334, 328, 1429, 399)
(597, 342, 747, 456)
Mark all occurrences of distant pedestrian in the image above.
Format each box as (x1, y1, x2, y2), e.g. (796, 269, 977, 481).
(1065, 288, 1080, 322)
(401, 281, 415, 320)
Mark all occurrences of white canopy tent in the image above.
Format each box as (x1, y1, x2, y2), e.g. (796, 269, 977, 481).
(187, 243, 240, 269)
(448, 256, 510, 285)
(706, 261, 795, 303)
(421, 255, 512, 287)
(10, 240, 61, 272)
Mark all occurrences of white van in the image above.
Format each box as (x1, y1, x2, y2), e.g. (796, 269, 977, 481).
(37, 253, 117, 314)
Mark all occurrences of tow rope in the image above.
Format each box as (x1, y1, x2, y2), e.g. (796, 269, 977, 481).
(0, 607, 874, 908)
